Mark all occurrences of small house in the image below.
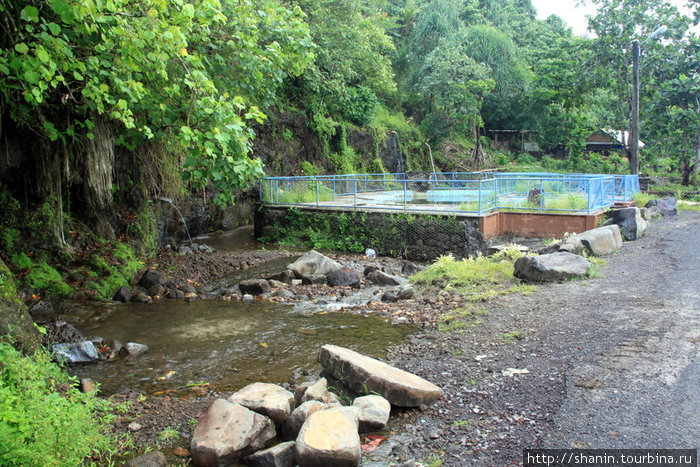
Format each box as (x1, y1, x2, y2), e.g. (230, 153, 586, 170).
(585, 129, 644, 156)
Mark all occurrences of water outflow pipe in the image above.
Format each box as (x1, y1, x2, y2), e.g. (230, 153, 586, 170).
(157, 197, 193, 245)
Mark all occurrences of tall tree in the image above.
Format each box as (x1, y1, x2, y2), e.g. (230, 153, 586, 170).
(418, 30, 495, 166)
(586, 0, 697, 174)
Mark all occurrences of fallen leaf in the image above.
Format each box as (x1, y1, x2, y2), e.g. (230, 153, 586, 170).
(258, 342, 268, 348)
(173, 447, 190, 457)
(361, 434, 386, 453)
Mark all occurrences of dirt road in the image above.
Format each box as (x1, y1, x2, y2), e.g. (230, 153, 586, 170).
(381, 211, 700, 466)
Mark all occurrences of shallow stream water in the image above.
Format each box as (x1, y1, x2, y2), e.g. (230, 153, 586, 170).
(69, 299, 414, 396)
(68, 227, 416, 396)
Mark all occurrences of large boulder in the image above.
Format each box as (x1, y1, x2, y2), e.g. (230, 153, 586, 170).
(607, 207, 647, 240)
(245, 441, 296, 467)
(113, 285, 132, 303)
(513, 252, 591, 282)
(52, 341, 99, 363)
(366, 270, 407, 286)
(238, 279, 271, 296)
(138, 269, 166, 289)
(295, 407, 361, 467)
(575, 225, 623, 256)
(645, 197, 677, 216)
(288, 251, 342, 278)
(326, 269, 361, 288)
(353, 395, 391, 432)
(190, 399, 276, 466)
(228, 382, 296, 425)
(318, 345, 444, 407)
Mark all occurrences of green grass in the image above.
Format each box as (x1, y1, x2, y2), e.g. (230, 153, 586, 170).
(411, 248, 529, 295)
(545, 193, 588, 210)
(438, 305, 486, 332)
(424, 453, 444, 467)
(413, 248, 537, 332)
(584, 256, 607, 278)
(633, 192, 657, 207)
(274, 183, 335, 204)
(678, 201, 700, 212)
(156, 427, 180, 446)
(501, 330, 520, 341)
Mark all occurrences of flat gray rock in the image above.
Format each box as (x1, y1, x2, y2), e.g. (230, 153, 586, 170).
(513, 252, 591, 282)
(228, 382, 295, 425)
(645, 197, 677, 216)
(366, 270, 407, 286)
(52, 341, 99, 363)
(318, 344, 444, 407)
(575, 225, 623, 256)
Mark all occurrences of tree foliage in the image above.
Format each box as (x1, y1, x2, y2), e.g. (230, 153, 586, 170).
(0, 0, 313, 205)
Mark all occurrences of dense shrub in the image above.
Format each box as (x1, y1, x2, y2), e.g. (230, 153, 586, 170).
(0, 343, 115, 466)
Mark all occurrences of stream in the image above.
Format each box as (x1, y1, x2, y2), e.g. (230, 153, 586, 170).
(67, 226, 417, 396)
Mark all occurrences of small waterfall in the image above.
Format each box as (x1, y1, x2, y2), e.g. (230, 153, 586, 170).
(389, 131, 405, 174)
(158, 197, 193, 245)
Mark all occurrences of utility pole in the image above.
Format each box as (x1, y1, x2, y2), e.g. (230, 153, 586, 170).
(628, 25, 667, 176)
(629, 40, 640, 175)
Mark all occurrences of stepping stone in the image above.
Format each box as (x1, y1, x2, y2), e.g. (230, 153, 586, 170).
(318, 345, 443, 407)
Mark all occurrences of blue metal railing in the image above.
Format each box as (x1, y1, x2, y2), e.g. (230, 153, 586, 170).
(260, 172, 639, 215)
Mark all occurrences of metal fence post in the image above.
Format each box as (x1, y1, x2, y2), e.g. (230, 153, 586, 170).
(353, 178, 357, 208)
(587, 180, 592, 214)
(478, 180, 483, 214)
(403, 179, 407, 210)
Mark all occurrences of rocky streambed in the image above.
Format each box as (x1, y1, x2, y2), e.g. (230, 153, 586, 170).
(44, 202, 690, 466)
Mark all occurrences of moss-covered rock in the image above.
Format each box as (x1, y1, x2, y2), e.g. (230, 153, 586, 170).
(0, 258, 41, 354)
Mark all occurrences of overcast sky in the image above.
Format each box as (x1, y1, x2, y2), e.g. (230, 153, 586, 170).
(530, 0, 695, 37)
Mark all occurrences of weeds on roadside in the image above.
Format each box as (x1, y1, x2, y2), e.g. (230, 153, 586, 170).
(438, 305, 487, 332)
(412, 249, 535, 300)
(501, 330, 520, 342)
(632, 192, 656, 207)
